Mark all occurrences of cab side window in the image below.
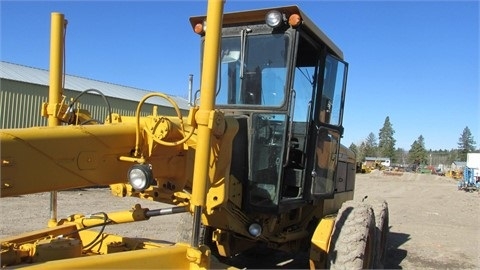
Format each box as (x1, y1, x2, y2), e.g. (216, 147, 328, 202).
(320, 55, 347, 126)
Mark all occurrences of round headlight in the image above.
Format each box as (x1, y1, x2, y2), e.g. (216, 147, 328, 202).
(128, 164, 153, 191)
(248, 223, 262, 237)
(265, 10, 283, 28)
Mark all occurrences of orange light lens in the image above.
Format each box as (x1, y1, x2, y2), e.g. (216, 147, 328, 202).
(288, 14, 301, 27)
(194, 23, 204, 34)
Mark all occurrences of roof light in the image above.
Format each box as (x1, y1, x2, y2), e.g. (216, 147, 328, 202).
(194, 21, 206, 35)
(265, 10, 284, 28)
(288, 14, 302, 27)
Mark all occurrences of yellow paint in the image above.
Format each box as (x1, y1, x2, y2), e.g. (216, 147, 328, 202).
(310, 216, 336, 269)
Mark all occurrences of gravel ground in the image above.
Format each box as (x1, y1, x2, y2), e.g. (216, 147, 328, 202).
(354, 171, 479, 269)
(1, 172, 479, 269)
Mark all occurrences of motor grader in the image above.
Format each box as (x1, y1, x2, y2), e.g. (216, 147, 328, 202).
(1, 1, 389, 269)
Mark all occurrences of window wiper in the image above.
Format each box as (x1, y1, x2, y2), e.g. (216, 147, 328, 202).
(239, 28, 251, 79)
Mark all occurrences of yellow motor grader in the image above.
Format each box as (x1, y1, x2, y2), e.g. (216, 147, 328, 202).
(1, 1, 389, 269)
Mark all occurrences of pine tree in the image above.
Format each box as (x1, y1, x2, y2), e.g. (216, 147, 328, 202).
(357, 141, 367, 162)
(349, 143, 358, 158)
(457, 126, 476, 161)
(378, 116, 396, 162)
(364, 132, 378, 158)
(408, 135, 428, 167)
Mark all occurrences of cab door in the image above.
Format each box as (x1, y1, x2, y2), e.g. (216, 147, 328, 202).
(308, 54, 348, 199)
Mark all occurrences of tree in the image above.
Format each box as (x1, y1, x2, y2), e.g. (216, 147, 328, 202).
(363, 132, 378, 158)
(394, 148, 407, 166)
(408, 135, 428, 168)
(349, 143, 359, 160)
(378, 116, 396, 162)
(357, 141, 367, 162)
(457, 126, 476, 161)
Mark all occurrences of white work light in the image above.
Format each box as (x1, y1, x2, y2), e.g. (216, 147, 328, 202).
(265, 10, 284, 28)
(128, 164, 154, 191)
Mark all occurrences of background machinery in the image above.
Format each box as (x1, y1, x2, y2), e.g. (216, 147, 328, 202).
(457, 153, 480, 192)
(1, 2, 389, 269)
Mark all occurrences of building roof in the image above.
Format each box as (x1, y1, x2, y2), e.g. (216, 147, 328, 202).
(365, 157, 390, 161)
(0, 61, 189, 109)
(453, 161, 467, 167)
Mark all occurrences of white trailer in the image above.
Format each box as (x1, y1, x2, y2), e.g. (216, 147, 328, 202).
(459, 153, 480, 191)
(467, 153, 480, 178)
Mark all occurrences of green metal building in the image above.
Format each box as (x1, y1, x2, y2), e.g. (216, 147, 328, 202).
(1, 61, 189, 129)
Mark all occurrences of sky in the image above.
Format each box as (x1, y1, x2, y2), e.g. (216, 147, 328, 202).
(1, 0, 479, 151)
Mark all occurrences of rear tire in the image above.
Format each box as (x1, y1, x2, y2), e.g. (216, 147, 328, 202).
(365, 198, 389, 269)
(328, 200, 375, 270)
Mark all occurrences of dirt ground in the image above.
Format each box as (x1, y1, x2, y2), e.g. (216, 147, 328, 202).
(354, 171, 479, 269)
(1, 172, 479, 269)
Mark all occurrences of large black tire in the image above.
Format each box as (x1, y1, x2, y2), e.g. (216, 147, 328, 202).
(328, 200, 376, 270)
(365, 198, 389, 269)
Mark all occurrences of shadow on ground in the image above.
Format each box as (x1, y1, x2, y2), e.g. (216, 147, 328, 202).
(217, 246, 310, 269)
(213, 229, 411, 269)
(385, 230, 410, 269)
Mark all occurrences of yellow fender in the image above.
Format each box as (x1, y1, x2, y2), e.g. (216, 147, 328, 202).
(309, 215, 336, 269)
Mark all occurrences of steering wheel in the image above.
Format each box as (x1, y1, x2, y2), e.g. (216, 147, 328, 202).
(133, 93, 195, 155)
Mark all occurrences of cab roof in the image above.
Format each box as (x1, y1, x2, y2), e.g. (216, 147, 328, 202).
(189, 5, 344, 59)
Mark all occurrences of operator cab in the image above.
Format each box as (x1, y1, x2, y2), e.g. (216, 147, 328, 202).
(190, 6, 349, 213)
